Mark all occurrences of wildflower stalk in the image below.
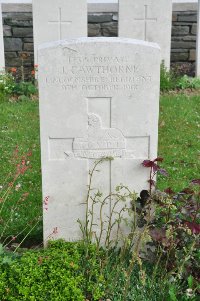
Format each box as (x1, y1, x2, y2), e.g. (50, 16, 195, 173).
(13, 219, 40, 253)
(176, 239, 196, 278)
(122, 204, 152, 300)
(0, 149, 41, 252)
(85, 159, 101, 244)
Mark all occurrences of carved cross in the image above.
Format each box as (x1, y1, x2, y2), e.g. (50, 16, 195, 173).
(134, 5, 157, 41)
(49, 97, 150, 195)
(48, 7, 72, 40)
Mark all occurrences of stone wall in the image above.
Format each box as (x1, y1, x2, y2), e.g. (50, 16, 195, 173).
(2, 9, 198, 79)
(171, 11, 197, 75)
(88, 13, 118, 37)
(3, 11, 33, 79)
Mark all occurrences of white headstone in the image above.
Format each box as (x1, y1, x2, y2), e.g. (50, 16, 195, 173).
(32, 0, 87, 64)
(196, 0, 200, 76)
(119, 0, 172, 68)
(38, 37, 160, 242)
(0, 4, 5, 70)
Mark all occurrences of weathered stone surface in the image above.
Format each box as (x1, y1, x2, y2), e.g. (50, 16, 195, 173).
(23, 43, 34, 51)
(171, 49, 188, 53)
(119, 0, 172, 68)
(22, 57, 33, 66)
(172, 36, 196, 42)
(88, 23, 101, 37)
(172, 13, 178, 22)
(183, 36, 196, 42)
(178, 13, 197, 23)
(172, 25, 189, 36)
(4, 18, 32, 27)
(171, 41, 196, 49)
(102, 22, 117, 37)
(5, 57, 21, 67)
(18, 52, 34, 66)
(172, 36, 184, 42)
(24, 38, 33, 43)
(3, 25, 12, 37)
(171, 50, 188, 62)
(0, 5, 5, 69)
(33, 0, 87, 64)
(38, 37, 160, 243)
(191, 24, 197, 35)
(4, 37, 22, 51)
(88, 13, 113, 23)
(189, 49, 196, 61)
(5, 51, 17, 59)
(173, 22, 193, 26)
(13, 27, 33, 37)
(3, 13, 32, 21)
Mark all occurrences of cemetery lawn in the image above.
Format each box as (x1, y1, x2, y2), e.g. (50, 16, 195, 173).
(158, 93, 200, 192)
(0, 93, 199, 240)
(0, 100, 42, 242)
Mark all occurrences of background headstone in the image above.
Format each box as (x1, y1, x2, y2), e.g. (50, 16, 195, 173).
(33, 0, 87, 63)
(119, 0, 172, 68)
(196, 0, 200, 76)
(38, 37, 160, 242)
(0, 4, 5, 70)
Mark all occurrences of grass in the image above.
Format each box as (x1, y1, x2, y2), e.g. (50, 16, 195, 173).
(0, 92, 199, 241)
(158, 93, 200, 192)
(0, 100, 42, 242)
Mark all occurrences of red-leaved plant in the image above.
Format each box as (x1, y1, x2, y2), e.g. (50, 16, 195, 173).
(142, 157, 168, 193)
(141, 157, 200, 287)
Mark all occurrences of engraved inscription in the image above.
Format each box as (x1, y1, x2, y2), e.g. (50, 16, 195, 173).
(73, 114, 126, 159)
(44, 55, 152, 92)
(49, 114, 150, 160)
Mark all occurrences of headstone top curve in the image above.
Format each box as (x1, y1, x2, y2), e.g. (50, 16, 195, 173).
(38, 37, 161, 52)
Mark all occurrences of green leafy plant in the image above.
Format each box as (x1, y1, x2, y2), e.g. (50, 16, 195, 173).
(12, 81, 38, 98)
(0, 240, 86, 301)
(78, 158, 159, 300)
(76, 158, 199, 300)
(0, 71, 15, 101)
(177, 75, 200, 90)
(0, 243, 17, 267)
(160, 63, 200, 92)
(0, 240, 108, 301)
(0, 69, 38, 102)
(160, 62, 179, 91)
(0, 158, 199, 300)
